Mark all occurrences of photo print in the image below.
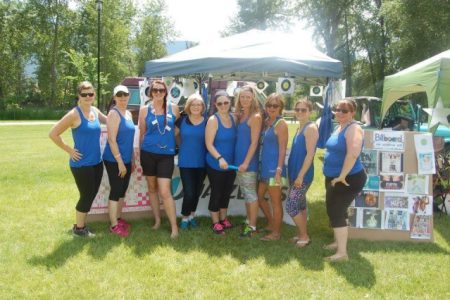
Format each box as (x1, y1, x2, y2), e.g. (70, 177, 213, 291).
(409, 195, 433, 215)
(384, 193, 409, 209)
(379, 173, 405, 192)
(410, 215, 432, 239)
(362, 208, 383, 229)
(384, 209, 409, 231)
(347, 207, 360, 228)
(355, 191, 379, 208)
(379, 151, 404, 173)
(361, 149, 378, 175)
(406, 174, 429, 195)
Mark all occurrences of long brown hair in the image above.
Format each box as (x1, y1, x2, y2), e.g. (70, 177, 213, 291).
(149, 79, 169, 126)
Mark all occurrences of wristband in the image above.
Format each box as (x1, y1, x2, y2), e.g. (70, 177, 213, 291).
(115, 154, 121, 158)
(216, 155, 223, 161)
(276, 167, 282, 172)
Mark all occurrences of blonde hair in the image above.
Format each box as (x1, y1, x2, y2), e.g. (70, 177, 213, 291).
(265, 93, 285, 115)
(184, 93, 205, 115)
(235, 85, 260, 118)
(77, 81, 94, 94)
(295, 97, 313, 111)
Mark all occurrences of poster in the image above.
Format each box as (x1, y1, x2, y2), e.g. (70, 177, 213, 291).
(361, 208, 383, 229)
(414, 133, 436, 175)
(384, 193, 409, 209)
(361, 149, 378, 175)
(372, 131, 405, 151)
(384, 209, 409, 231)
(409, 195, 433, 215)
(364, 175, 380, 190)
(379, 173, 405, 192)
(406, 174, 429, 194)
(410, 215, 432, 239)
(379, 151, 404, 173)
(355, 191, 379, 208)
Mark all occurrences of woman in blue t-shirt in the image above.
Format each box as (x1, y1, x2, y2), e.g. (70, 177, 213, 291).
(138, 80, 180, 238)
(49, 81, 106, 237)
(323, 98, 366, 262)
(175, 93, 207, 230)
(286, 99, 318, 248)
(103, 85, 135, 237)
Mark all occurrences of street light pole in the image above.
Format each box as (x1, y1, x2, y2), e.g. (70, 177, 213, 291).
(96, 0, 103, 110)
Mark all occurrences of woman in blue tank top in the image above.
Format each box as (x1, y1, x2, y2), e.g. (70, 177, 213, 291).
(138, 80, 180, 238)
(258, 93, 288, 241)
(286, 99, 318, 248)
(323, 98, 366, 262)
(175, 93, 207, 230)
(49, 81, 106, 237)
(102, 85, 135, 237)
(234, 86, 262, 238)
(205, 91, 237, 235)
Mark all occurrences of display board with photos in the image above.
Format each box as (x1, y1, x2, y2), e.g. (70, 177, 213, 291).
(348, 130, 435, 242)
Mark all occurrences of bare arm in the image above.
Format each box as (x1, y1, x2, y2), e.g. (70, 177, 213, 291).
(274, 119, 288, 182)
(48, 109, 81, 161)
(238, 113, 262, 172)
(93, 107, 107, 124)
(172, 103, 180, 120)
(138, 106, 148, 146)
(205, 116, 228, 169)
(107, 110, 127, 177)
(294, 124, 319, 187)
(332, 124, 364, 186)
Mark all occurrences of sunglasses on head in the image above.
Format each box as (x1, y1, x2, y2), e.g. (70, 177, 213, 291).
(266, 103, 280, 109)
(295, 108, 308, 113)
(79, 92, 94, 97)
(115, 92, 129, 97)
(152, 88, 166, 94)
(334, 108, 350, 114)
(216, 101, 230, 107)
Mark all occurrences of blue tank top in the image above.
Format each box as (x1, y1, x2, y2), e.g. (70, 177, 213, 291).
(234, 116, 259, 172)
(323, 122, 364, 177)
(141, 103, 176, 155)
(260, 118, 287, 180)
(103, 108, 136, 164)
(70, 106, 101, 167)
(206, 113, 236, 171)
(178, 115, 207, 168)
(288, 122, 315, 184)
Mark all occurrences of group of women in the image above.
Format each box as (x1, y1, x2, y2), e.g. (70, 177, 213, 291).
(49, 80, 366, 262)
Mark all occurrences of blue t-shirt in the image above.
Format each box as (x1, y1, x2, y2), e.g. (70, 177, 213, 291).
(70, 106, 101, 167)
(103, 108, 135, 164)
(206, 113, 236, 171)
(178, 115, 207, 168)
(288, 122, 315, 184)
(141, 103, 176, 155)
(323, 122, 364, 177)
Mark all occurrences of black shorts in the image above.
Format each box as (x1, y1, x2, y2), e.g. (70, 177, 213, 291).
(140, 150, 174, 178)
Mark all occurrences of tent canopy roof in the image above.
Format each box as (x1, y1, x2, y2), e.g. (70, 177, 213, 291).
(144, 29, 343, 83)
(381, 49, 450, 118)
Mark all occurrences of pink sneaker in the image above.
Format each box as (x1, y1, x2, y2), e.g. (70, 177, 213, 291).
(110, 225, 129, 237)
(118, 218, 131, 230)
(220, 218, 233, 229)
(212, 222, 225, 235)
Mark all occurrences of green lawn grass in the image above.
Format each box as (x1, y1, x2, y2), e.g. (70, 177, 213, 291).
(1, 124, 449, 299)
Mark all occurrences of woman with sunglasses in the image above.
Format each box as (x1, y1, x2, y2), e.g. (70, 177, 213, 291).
(205, 90, 236, 235)
(234, 85, 262, 238)
(175, 93, 207, 230)
(49, 81, 106, 237)
(258, 93, 288, 241)
(286, 99, 318, 248)
(323, 98, 366, 262)
(102, 85, 135, 237)
(139, 80, 180, 238)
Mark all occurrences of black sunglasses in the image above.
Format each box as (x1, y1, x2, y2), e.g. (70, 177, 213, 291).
(266, 104, 280, 109)
(295, 108, 308, 113)
(152, 88, 166, 94)
(79, 93, 94, 97)
(115, 92, 129, 97)
(334, 108, 350, 114)
(216, 101, 230, 107)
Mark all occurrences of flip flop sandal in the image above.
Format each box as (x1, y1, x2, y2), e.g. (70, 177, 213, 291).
(295, 239, 311, 248)
(289, 236, 300, 244)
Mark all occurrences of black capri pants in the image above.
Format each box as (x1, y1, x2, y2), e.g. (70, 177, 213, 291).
(104, 160, 132, 201)
(206, 166, 236, 212)
(325, 169, 367, 228)
(70, 162, 104, 213)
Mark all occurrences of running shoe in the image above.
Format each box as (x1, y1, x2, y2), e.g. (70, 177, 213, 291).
(110, 224, 129, 237)
(220, 218, 233, 229)
(212, 222, 225, 235)
(189, 218, 199, 229)
(72, 225, 95, 237)
(239, 225, 258, 238)
(117, 218, 131, 229)
(180, 219, 190, 230)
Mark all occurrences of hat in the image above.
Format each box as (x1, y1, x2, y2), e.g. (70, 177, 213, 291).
(113, 85, 129, 95)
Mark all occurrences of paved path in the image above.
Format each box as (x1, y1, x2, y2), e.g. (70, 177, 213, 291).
(0, 121, 56, 126)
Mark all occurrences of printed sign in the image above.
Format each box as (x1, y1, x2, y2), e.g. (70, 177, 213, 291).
(372, 131, 405, 151)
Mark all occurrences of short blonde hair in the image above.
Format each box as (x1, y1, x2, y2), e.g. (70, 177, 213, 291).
(184, 93, 205, 115)
(265, 93, 285, 115)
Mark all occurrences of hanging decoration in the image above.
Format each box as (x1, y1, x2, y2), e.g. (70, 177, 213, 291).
(276, 77, 295, 94)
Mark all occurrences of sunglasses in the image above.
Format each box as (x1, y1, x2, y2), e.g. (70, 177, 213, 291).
(334, 108, 350, 114)
(295, 108, 308, 113)
(115, 92, 129, 97)
(266, 104, 280, 109)
(152, 88, 166, 94)
(216, 101, 230, 107)
(80, 93, 94, 97)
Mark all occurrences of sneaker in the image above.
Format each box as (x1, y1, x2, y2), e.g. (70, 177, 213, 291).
(220, 218, 233, 230)
(110, 225, 129, 237)
(189, 218, 199, 229)
(212, 222, 225, 235)
(239, 225, 257, 238)
(72, 225, 95, 237)
(180, 219, 190, 230)
(117, 218, 131, 229)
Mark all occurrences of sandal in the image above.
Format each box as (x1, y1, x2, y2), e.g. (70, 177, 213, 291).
(295, 239, 311, 248)
(289, 236, 300, 244)
(324, 254, 348, 262)
(260, 234, 280, 241)
(322, 243, 338, 251)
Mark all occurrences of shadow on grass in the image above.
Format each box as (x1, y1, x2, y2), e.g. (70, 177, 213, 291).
(28, 201, 449, 289)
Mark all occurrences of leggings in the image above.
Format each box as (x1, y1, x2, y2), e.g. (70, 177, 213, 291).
(70, 162, 104, 213)
(206, 166, 236, 212)
(104, 160, 132, 201)
(180, 167, 207, 216)
(325, 170, 366, 228)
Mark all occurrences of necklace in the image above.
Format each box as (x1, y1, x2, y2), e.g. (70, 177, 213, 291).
(151, 103, 167, 135)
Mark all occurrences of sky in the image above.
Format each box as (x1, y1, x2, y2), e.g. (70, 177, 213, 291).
(164, 0, 314, 45)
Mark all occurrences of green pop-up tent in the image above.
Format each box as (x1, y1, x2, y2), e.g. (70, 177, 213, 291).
(381, 50, 450, 123)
